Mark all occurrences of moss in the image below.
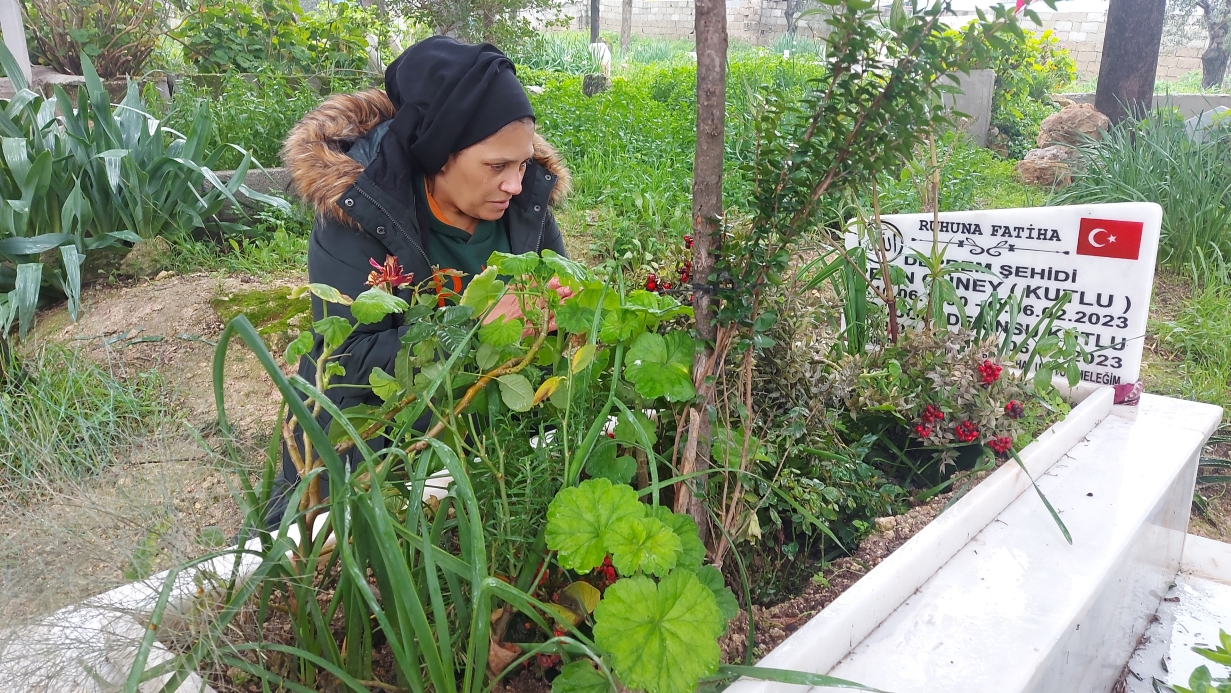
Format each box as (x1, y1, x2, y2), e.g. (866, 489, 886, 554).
(210, 287, 312, 352)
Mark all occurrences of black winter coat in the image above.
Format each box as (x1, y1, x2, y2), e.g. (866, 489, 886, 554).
(266, 89, 572, 525)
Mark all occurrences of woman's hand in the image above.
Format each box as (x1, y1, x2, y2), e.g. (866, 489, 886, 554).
(482, 277, 573, 336)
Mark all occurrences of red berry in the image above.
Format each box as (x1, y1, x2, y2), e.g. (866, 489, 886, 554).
(1005, 400, 1024, 419)
(683, 234, 694, 249)
(978, 359, 1003, 385)
(989, 436, 1013, 456)
(914, 423, 933, 438)
(921, 404, 944, 424)
(955, 420, 980, 443)
(645, 273, 657, 291)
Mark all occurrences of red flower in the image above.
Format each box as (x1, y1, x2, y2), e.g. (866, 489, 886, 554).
(978, 359, 1003, 385)
(921, 404, 944, 424)
(955, 420, 980, 443)
(537, 653, 561, 669)
(1005, 400, 1024, 419)
(914, 423, 933, 438)
(645, 273, 658, 292)
(366, 255, 414, 292)
(989, 436, 1013, 455)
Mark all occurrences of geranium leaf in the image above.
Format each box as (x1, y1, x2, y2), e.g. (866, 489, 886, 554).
(606, 516, 681, 577)
(497, 374, 535, 412)
(313, 316, 352, 350)
(479, 315, 524, 347)
(650, 506, 705, 571)
(694, 565, 739, 623)
(534, 375, 565, 406)
(561, 581, 602, 615)
(623, 331, 696, 402)
(369, 366, 400, 402)
(305, 283, 352, 305)
(593, 572, 724, 693)
(461, 265, 505, 313)
(351, 287, 409, 324)
(571, 344, 596, 373)
(615, 409, 658, 446)
(552, 660, 614, 693)
(546, 478, 645, 574)
(284, 330, 313, 366)
(488, 250, 540, 276)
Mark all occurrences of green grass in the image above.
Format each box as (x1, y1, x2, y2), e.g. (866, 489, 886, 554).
(878, 132, 1044, 214)
(1053, 109, 1231, 279)
(1149, 280, 1231, 414)
(0, 344, 167, 492)
(168, 207, 312, 275)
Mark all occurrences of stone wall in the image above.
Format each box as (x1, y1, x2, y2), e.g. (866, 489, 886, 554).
(558, 0, 826, 45)
(557, 1, 1216, 84)
(1015, 8, 1207, 81)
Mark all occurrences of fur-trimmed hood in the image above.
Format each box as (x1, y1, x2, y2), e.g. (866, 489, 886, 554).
(282, 89, 572, 225)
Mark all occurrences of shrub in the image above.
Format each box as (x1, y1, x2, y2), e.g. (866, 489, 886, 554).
(21, 0, 168, 79)
(1052, 109, 1231, 278)
(0, 343, 165, 493)
(0, 48, 286, 339)
(173, 0, 381, 75)
(963, 25, 1076, 159)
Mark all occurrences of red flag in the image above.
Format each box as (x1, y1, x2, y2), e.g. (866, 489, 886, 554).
(1076, 218, 1144, 260)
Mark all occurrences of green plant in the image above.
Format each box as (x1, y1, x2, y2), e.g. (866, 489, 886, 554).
(1168, 629, 1231, 693)
(958, 23, 1075, 159)
(1052, 109, 1231, 279)
(1151, 280, 1231, 412)
(393, 0, 567, 50)
(0, 47, 285, 339)
(173, 0, 382, 75)
(21, 0, 168, 78)
(0, 343, 166, 494)
(169, 207, 313, 275)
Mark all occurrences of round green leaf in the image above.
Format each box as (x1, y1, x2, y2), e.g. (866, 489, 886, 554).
(552, 660, 614, 693)
(623, 331, 696, 402)
(546, 478, 645, 574)
(351, 287, 410, 324)
(593, 572, 724, 693)
(284, 330, 313, 366)
(479, 315, 524, 348)
(606, 516, 681, 577)
(497, 373, 535, 412)
(461, 265, 505, 313)
(650, 506, 705, 571)
(694, 565, 739, 623)
(488, 250, 540, 276)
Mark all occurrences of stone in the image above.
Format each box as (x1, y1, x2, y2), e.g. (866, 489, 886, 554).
(582, 73, 612, 97)
(1017, 145, 1076, 187)
(118, 237, 172, 279)
(987, 126, 1010, 159)
(1036, 103, 1111, 148)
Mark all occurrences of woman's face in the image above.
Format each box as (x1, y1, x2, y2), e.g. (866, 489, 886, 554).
(433, 119, 536, 225)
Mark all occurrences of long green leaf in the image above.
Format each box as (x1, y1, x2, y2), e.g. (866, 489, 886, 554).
(14, 262, 40, 339)
(715, 665, 891, 692)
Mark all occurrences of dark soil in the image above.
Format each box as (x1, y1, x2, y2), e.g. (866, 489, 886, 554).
(718, 479, 981, 663)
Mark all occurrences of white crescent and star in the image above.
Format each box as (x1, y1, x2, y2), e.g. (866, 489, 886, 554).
(1087, 228, 1117, 247)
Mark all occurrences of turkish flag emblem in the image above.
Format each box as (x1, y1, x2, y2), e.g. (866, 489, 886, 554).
(1076, 218, 1143, 260)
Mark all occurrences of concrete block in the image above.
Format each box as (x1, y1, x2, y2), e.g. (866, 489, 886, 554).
(1081, 21, 1099, 32)
(1070, 31, 1087, 41)
(1055, 20, 1072, 30)
(941, 68, 994, 147)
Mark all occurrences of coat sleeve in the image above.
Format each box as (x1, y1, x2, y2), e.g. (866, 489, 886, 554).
(305, 218, 407, 402)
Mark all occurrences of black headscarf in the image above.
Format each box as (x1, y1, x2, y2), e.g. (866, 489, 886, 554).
(365, 36, 535, 198)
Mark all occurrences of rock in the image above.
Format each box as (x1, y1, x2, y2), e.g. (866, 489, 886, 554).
(1050, 95, 1075, 108)
(1017, 145, 1075, 187)
(582, 73, 612, 97)
(987, 126, 1010, 158)
(154, 270, 177, 281)
(118, 237, 172, 279)
(1035, 102, 1111, 148)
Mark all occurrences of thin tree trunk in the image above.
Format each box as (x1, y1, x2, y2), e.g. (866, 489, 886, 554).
(676, 0, 726, 544)
(1095, 0, 1166, 124)
(621, 0, 633, 54)
(591, 0, 601, 43)
(1200, 1, 1230, 89)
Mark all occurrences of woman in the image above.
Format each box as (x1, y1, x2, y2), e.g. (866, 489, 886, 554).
(269, 36, 572, 525)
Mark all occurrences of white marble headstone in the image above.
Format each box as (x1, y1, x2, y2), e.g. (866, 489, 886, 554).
(846, 202, 1162, 386)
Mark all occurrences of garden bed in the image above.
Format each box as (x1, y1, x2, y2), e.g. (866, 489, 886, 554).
(0, 381, 1109, 693)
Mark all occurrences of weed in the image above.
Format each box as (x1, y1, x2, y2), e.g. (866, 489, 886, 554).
(0, 344, 167, 493)
(168, 207, 312, 276)
(1053, 109, 1231, 279)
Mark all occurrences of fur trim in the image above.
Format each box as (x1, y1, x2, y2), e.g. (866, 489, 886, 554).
(283, 89, 571, 225)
